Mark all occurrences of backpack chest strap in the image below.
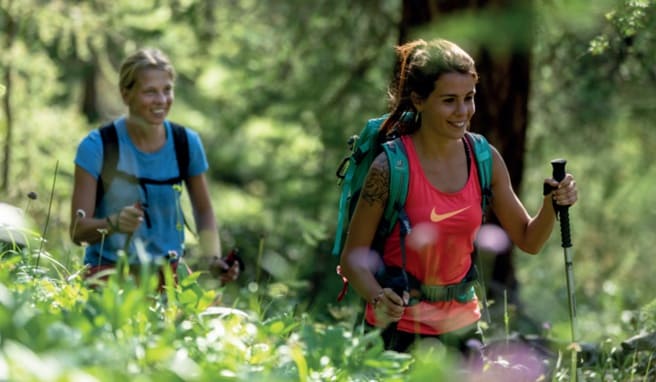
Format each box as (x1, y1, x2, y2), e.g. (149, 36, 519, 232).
(105, 171, 184, 229)
(109, 170, 184, 186)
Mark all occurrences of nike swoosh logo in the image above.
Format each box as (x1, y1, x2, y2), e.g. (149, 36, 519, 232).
(430, 206, 471, 223)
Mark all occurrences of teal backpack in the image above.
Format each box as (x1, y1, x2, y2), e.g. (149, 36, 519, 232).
(333, 114, 494, 304)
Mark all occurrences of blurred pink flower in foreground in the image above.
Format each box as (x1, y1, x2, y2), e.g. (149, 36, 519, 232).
(475, 224, 511, 254)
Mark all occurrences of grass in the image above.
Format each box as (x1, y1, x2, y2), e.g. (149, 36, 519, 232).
(1, 178, 655, 381)
(2, 233, 656, 382)
(0, 244, 414, 381)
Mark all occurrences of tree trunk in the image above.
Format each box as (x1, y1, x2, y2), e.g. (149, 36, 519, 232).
(81, 61, 99, 123)
(1, 10, 16, 193)
(400, 0, 533, 313)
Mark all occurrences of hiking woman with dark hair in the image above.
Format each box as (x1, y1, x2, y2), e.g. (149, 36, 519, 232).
(339, 39, 578, 355)
(70, 48, 240, 287)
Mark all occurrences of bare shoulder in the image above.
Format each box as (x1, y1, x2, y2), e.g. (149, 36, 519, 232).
(360, 152, 389, 207)
(488, 145, 511, 184)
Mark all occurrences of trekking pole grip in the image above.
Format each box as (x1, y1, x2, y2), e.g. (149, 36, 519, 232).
(551, 159, 572, 248)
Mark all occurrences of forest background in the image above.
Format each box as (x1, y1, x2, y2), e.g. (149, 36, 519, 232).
(1, 0, 656, 380)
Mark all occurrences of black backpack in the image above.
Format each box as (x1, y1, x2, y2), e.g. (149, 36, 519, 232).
(96, 121, 190, 229)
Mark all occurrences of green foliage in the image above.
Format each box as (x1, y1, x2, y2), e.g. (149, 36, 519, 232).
(2, 0, 656, 379)
(1, 0, 401, 301)
(17, 241, 645, 381)
(519, 0, 656, 342)
(0, 244, 426, 381)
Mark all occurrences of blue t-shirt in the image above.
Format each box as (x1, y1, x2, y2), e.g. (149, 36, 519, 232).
(75, 117, 209, 265)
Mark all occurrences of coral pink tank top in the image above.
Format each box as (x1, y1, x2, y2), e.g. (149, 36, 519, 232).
(366, 134, 482, 334)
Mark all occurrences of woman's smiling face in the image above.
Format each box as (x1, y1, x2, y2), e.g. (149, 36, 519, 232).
(122, 68, 174, 127)
(413, 72, 476, 139)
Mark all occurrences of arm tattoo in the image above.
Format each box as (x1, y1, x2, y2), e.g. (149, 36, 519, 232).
(361, 153, 389, 207)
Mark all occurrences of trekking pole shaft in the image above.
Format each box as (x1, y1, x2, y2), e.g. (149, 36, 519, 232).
(123, 233, 133, 254)
(476, 252, 492, 325)
(564, 247, 577, 340)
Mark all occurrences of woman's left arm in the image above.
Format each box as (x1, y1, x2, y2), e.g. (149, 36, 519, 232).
(490, 147, 577, 254)
(186, 173, 239, 282)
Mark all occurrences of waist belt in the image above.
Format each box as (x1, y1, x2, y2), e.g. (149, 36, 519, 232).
(376, 266, 478, 304)
(415, 281, 477, 304)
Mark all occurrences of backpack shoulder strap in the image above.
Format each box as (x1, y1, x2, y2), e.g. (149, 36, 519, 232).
(169, 122, 190, 181)
(96, 121, 191, 208)
(464, 132, 494, 323)
(465, 132, 493, 219)
(168, 122, 197, 237)
(381, 137, 410, 235)
(96, 122, 119, 208)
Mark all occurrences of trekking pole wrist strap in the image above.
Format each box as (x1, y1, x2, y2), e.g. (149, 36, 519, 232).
(106, 214, 119, 233)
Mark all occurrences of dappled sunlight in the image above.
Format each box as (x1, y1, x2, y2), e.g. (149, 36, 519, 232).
(0, 203, 34, 248)
(0, 0, 654, 380)
(259, 250, 293, 280)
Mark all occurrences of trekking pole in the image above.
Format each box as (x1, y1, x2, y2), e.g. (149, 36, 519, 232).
(551, 159, 579, 379)
(551, 160, 576, 340)
(122, 202, 143, 254)
(475, 251, 492, 325)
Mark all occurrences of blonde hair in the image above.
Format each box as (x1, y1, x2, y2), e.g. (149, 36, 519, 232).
(118, 48, 175, 92)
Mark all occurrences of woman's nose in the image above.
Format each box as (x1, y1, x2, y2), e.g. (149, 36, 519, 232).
(455, 100, 467, 114)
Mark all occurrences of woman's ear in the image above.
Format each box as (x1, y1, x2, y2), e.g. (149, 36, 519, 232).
(120, 88, 130, 106)
(410, 91, 424, 112)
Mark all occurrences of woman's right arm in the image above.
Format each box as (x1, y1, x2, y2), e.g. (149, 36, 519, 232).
(339, 153, 406, 322)
(70, 166, 143, 245)
(69, 165, 114, 245)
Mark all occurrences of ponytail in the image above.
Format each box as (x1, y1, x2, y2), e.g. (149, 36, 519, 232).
(379, 40, 427, 137)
